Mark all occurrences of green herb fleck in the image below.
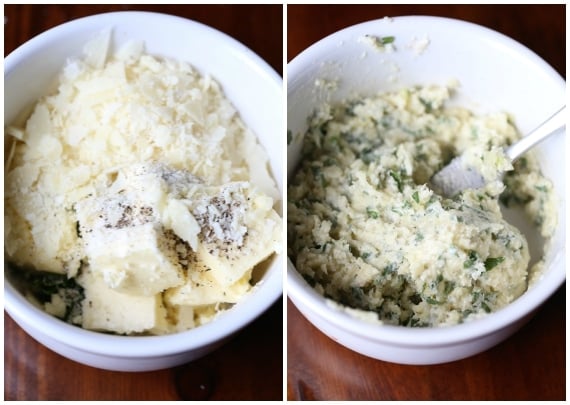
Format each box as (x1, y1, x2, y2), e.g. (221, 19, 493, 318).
(426, 195, 438, 206)
(351, 286, 366, 302)
(388, 170, 403, 192)
(390, 207, 403, 216)
(366, 207, 379, 219)
(419, 97, 433, 113)
(425, 297, 442, 305)
(360, 148, 376, 164)
(484, 256, 505, 271)
(463, 250, 478, 269)
(323, 157, 336, 166)
(382, 262, 398, 276)
(381, 35, 395, 45)
(412, 191, 420, 203)
(443, 280, 455, 295)
(8, 267, 85, 323)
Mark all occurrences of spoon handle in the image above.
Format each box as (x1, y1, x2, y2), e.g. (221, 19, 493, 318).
(506, 106, 565, 162)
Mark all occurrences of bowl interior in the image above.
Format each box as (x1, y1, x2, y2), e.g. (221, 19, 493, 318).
(287, 16, 565, 336)
(4, 11, 283, 357)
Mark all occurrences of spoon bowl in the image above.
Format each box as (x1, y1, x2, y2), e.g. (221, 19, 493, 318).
(430, 106, 566, 198)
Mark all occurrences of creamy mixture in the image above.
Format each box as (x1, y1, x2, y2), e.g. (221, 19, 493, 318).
(5, 31, 282, 335)
(287, 84, 556, 327)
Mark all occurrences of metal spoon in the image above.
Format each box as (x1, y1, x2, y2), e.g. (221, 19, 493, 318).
(429, 106, 565, 198)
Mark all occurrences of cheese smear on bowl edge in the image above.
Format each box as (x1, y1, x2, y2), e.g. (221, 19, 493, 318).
(5, 30, 282, 335)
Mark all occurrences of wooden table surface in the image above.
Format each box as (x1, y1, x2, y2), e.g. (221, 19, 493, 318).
(4, 4, 283, 401)
(3, 3, 567, 402)
(287, 4, 566, 401)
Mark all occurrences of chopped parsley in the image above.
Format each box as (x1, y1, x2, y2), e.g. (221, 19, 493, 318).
(419, 97, 433, 113)
(366, 207, 380, 219)
(364, 34, 396, 49)
(382, 262, 398, 276)
(463, 250, 478, 269)
(412, 191, 420, 203)
(425, 297, 442, 305)
(388, 169, 403, 192)
(8, 266, 84, 324)
(484, 256, 505, 271)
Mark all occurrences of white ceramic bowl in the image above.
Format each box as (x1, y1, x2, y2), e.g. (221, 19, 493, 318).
(4, 11, 283, 372)
(287, 16, 565, 365)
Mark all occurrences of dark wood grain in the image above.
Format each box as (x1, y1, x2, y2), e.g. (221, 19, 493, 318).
(287, 4, 565, 401)
(288, 286, 565, 400)
(5, 301, 283, 401)
(4, 4, 283, 401)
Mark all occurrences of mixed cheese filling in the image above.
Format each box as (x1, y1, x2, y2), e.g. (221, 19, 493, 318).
(287, 84, 556, 327)
(5, 31, 282, 335)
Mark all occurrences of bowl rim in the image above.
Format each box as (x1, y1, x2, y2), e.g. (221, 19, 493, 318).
(286, 15, 565, 347)
(5, 271, 282, 357)
(4, 10, 283, 358)
(5, 10, 281, 81)
(287, 14, 563, 87)
(288, 256, 564, 347)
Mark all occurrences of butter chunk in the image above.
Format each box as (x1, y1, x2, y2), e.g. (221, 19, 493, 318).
(190, 182, 282, 287)
(76, 196, 184, 296)
(4, 164, 83, 274)
(150, 304, 196, 335)
(165, 261, 251, 306)
(172, 305, 197, 332)
(78, 267, 168, 334)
